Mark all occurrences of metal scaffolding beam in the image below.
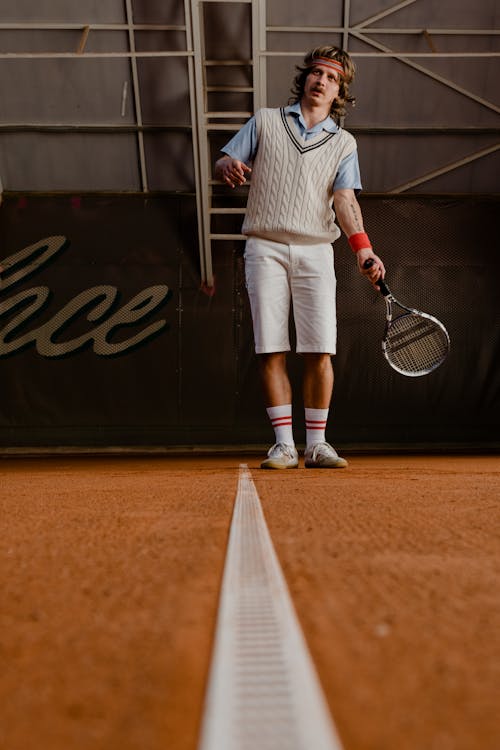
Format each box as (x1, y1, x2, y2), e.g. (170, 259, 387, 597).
(1, 1, 498, 282)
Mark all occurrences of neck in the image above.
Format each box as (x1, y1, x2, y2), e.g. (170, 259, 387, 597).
(299, 100, 330, 129)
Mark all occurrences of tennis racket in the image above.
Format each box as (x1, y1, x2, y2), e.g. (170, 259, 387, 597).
(363, 259, 450, 377)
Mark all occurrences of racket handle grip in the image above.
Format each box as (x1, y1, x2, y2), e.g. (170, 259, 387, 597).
(363, 258, 390, 296)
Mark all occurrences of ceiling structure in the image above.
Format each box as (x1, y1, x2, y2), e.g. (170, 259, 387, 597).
(0, 0, 498, 281)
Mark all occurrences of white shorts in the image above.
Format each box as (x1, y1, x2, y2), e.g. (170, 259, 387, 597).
(244, 237, 337, 354)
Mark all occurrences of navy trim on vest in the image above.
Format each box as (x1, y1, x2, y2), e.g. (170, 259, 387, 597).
(280, 107, 336, 154)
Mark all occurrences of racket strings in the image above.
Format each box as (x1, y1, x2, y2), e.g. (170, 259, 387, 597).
(385, 314, 449, 374)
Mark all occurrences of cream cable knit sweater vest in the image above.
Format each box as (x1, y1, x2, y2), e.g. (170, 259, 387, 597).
(242, 108, 357, 244)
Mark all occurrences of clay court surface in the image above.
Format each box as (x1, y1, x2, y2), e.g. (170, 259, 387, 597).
(1, 453, 499, 750)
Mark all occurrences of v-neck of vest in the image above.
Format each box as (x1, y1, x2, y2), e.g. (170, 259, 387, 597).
(280, 108, 337, 154)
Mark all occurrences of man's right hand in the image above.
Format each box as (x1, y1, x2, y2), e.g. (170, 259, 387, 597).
(215, 156, 252, 189)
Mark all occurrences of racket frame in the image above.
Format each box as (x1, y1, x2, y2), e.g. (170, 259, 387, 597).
(379, 284, 450, 376)
(366, 268, 450, 377)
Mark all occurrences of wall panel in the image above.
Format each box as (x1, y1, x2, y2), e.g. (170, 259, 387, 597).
(0, 194, 498, 451)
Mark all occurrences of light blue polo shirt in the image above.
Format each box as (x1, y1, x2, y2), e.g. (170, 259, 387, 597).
(221, 102, 362, 193)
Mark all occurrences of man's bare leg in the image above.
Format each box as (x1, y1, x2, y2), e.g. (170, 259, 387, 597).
(258, 352, 298, 469)
(258, 352, 292, 407)
(302, 353, 334, 408)
(302, 353, 347, 468)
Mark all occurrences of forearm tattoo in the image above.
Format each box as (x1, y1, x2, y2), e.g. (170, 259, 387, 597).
(349, 201, 363, 232)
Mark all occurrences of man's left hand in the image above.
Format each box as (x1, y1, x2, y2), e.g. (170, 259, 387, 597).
(356, 249, 385, 286)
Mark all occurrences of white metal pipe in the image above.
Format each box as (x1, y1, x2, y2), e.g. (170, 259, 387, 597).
(124, 0, 148, 192)
(351, 30, 500, 114)
(390, 143, 500, 193)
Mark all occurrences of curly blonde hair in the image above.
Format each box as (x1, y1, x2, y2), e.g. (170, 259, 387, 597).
(289, 46, 356, 124)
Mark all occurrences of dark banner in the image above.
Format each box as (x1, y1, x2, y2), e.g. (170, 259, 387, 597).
(0, 194, 498, 449)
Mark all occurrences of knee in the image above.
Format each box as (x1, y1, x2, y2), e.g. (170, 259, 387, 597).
(303, 353, 332, 371)
(258, 352, 287, 374)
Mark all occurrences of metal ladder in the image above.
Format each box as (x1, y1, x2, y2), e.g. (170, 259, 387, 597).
(186, 0, 267, 287)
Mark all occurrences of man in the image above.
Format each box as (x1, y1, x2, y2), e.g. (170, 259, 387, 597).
(215, 45, 385, 469)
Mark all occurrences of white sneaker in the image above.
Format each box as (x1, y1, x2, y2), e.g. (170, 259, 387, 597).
(304, 442, 348, 469)
(261, 442, 299, 470)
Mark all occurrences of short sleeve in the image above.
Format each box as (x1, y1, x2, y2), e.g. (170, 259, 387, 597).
(333, 149, 362, 193)
(220, 116, 258, 164)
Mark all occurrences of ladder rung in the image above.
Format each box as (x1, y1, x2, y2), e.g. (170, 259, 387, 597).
(209, 178, 250, 186)
(210, 233, 247, 240)
(206, 123, 249, 131)
(210, 208, 246, 214)
(204, 59, 253, 66)
(206, 86, 254, 93)
(207, 111, 252, 118)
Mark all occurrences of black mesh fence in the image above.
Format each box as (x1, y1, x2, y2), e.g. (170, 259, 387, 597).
(332, 196, 499, 446)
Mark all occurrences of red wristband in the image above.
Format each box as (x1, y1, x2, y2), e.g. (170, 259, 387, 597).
(348, 232, 372, 253)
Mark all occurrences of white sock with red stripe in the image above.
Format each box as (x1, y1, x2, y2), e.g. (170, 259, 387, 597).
(266, 404, 294, 446)
(305, 407, 328, 448)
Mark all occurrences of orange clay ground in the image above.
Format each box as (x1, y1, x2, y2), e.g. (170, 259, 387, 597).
(1, 454, 499, 750)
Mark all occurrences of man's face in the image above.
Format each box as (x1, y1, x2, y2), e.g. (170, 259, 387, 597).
(303, 64, 341, 109)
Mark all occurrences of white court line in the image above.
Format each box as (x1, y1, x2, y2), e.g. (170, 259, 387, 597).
(197, 464, 344, 750)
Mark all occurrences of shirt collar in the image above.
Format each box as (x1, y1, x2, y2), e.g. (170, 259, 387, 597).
(284, 102, 339, 134)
